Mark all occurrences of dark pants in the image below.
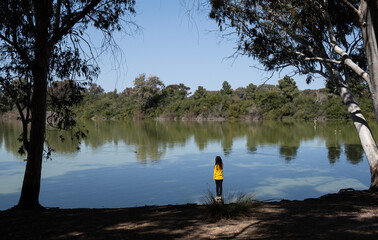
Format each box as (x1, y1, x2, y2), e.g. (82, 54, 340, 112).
(215, 180, 223, 196)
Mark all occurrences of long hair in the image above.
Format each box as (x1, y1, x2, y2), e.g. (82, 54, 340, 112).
(215, 156, 223, 170)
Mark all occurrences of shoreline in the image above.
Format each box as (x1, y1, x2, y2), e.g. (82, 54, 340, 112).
(1, 110, 332, 121)
(1, 189, 378, 239)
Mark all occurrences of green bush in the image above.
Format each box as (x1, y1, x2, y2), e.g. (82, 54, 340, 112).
(323, 96, 349, 119)
(358, 96, 375, 120)
(228, 103, 240, 118)
(69, 76, 377, 121)
(203, 191, 257, 219)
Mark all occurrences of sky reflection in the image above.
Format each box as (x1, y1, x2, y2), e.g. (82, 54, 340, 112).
(0, 120, 373, 210)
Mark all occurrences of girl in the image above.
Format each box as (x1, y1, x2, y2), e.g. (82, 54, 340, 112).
(213, 156, 223, 198)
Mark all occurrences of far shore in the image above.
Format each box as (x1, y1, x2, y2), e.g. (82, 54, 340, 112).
(1, 110, 333, 122)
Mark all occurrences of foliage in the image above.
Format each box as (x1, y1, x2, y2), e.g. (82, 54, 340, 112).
(220, 81, 233, 95)
(0, 0, 137, 208)
(293, 94, 319, 120)
(48, 74, 374, 121)
(0, 0, 137, 152)
(2, 118, 373, 165)
(193, 86, 208, 100)
(278, 76, 299, 101)
(208, 0, 365, 81)
(133, 74, 165, 110)
(207, 0, 378, 124)
(207, 0, 378, 190)
(322, 95, 349, 120)
(203, 191, 257, 219)
(47, 80, 85, 131)
(245, 83, 257, 100)
(0, 79, 373, 124)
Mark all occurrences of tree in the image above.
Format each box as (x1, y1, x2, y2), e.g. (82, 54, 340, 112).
(278, 76, 299, 101)
(0, 0, 136, 209)
(209, 0, 378, 189)
(234, 87, 245, 99)
(257, 90, 286, 117)
(220, 80, 232, 95)
(133, 74, 165, 110)
(245, 83, 257, 100)
(0, 90, 12, 113)
(166, 83, 191, 98)
(88, 83, 105, 96)
(193, 86, 208, 100)
(163, 83, 191, 105)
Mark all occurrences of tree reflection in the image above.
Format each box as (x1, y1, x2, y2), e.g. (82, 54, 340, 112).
(0, 120, 24, 157)
(0, 119, 376, 165)
(247, 146, 257, 153)
(279, 146, 299, 162)
(327, 144, 342, 164)
(344, 144, 364, 164)
(45, 127, 81, 154)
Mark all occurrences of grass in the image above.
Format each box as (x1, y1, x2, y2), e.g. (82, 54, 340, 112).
(203, 191, 258, 219)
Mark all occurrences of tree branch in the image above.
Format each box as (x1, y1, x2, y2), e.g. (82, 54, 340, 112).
(0, 33, 32, 65)
(49, 0, 102, 47)
(294, 51, 342, 64)
(331, 42, 371, 84)
(342, 0, 360, 16)
(53, 0, 62, 38)
(313, 69, 329, 79)
(323, 1, 370, 85)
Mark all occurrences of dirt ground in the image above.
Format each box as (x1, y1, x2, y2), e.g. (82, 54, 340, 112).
(1, 189, 378, 240)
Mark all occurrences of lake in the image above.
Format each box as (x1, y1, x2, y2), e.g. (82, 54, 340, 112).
(0, 119, 376, 210)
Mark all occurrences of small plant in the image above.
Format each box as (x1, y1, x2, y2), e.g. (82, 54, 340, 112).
(203, 190, 258, 219)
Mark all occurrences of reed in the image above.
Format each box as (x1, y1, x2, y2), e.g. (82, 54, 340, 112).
(203, 190, 258, 219)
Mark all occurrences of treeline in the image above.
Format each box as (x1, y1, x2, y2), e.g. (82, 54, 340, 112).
(0, 74, 373, 121)
(0, 119, 367, 164)
(72, 74, 374, 121)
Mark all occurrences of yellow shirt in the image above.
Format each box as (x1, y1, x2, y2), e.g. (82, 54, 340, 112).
(213, 164, 223, 180)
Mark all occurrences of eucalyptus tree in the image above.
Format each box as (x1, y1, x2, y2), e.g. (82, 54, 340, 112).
(133, 74, 165, 110)
(221, 81, 233, 95)
(278, 76, 299, 101)
(209, 0, 378, 189)
(245, 83, 257, 100)
(193, 86, 208, 100)
(0, 0, 136, 209)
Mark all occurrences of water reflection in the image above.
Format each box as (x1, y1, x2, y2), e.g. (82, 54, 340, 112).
(0, 119, 376, 165)
(279, 146, 299, 162)
(327, 144, 342, 164)
(0, 121, 24, 157)
(344, 144, 364, 164)
(1, 119, 376, 209)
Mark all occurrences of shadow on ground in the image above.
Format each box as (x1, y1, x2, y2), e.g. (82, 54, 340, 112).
(1, 190, 378, 239)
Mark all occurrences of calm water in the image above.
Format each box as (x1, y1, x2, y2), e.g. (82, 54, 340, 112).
(0, 119, 376, 210)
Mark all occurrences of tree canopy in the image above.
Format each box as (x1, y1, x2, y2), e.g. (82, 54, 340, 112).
(209, 0, 378, 189)
(0, 0, 136, 208)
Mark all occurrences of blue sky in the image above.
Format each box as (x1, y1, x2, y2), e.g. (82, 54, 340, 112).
(94, 0, 325, 93)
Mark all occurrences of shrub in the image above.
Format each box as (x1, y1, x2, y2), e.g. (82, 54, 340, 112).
(322, 96, 349, 119)
(228, 103, 240, 118)
(203, 191, 257, 219)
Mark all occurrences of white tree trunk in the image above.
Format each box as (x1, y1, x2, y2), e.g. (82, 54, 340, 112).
(360, 0, 378, 126)
(326, 1, 378, 190)
(334, 71, 378, 190)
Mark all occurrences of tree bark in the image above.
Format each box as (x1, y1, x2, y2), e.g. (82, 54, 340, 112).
(332, 70, 378, 190)
(358, 0, 378, 190)
(16, 0, 50, 209)
(360, 0, 378, 126)
(328, 1, 378, 191)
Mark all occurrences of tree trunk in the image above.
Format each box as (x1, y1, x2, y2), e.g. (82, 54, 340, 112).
(16, 0, 50, 209)
(357, 0, 378, 191)
(361, 0, 378, 126)
(333, 71, 378, 190)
